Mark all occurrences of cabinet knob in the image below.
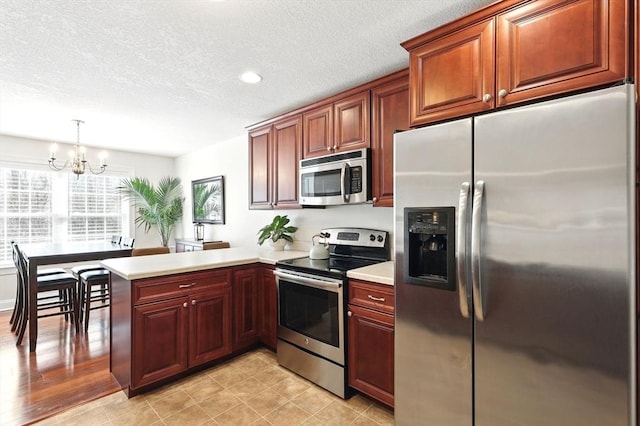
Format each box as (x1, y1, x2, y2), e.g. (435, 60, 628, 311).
(498, 89, 508, 98)
(482, 93, 491, 102)
(372, 197, 378, 203)
(183, 302, 188, 308)
(191, 299, 196, 305)
(347, 311, 352, 317)
(327, 147, 332, 152)
(332, 145, 337, 150)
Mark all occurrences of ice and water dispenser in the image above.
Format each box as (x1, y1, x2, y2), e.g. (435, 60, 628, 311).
(404, 207, 455, 291)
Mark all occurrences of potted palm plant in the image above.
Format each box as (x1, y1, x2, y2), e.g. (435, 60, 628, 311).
(257, 215, 298, 251)
(118, 176, 184, 247)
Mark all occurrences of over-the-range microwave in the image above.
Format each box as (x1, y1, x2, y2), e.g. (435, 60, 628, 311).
(299, 148, 371, 206)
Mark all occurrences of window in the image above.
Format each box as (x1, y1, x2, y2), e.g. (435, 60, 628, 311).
(0, 167, 128, 267)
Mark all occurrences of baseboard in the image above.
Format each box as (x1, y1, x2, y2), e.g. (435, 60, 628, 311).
(0, 299, 15, 312)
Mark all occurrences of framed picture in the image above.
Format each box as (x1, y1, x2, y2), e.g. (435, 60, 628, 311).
(191, 175, 225, 224)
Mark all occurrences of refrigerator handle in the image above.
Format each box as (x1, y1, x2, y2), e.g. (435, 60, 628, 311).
(471, 180, 486, 321)
(456, 182, 471, 318)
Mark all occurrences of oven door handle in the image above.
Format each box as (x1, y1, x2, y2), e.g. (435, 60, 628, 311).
(273, 269, 342, 291)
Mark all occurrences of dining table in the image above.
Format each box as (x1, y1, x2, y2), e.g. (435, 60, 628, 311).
(19, 241, 133, 352)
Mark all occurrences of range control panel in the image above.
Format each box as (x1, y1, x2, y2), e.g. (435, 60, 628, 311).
(321, 227, 387, 248)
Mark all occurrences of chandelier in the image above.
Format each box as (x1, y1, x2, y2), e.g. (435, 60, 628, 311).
(48, 119, 107, 176)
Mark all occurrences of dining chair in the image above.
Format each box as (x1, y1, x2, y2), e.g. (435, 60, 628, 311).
(9, 242, 75, 330)
(131, 246, 170, 256)
(13, 243, 79, 346)
(120, 237, 135, 247)
(77, 268, 110, 332)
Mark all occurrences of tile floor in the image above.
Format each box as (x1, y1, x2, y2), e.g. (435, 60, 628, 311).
(35, 347, 394, 425)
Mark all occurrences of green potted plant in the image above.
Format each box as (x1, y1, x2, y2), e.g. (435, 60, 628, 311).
(118, 176, 184, 247)
(257, 215, 298, 250)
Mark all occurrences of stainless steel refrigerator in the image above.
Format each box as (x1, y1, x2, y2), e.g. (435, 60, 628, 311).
(394, 84, 636, 426)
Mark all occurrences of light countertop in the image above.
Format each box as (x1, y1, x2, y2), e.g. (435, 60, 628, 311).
(101, 247, 307, 280)
(347, 260, 394, 286)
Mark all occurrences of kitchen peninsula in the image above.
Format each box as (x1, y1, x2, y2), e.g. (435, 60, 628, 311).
(102, 247, 307, 396)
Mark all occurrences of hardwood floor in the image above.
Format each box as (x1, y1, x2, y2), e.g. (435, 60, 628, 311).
(0, 307, 119, 425)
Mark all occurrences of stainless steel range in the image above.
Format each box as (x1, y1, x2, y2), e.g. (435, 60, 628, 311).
(274, 227, 389, 398)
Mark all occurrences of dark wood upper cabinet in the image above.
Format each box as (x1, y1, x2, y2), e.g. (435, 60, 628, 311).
(249, 115, 301, 210)
(303, 105, 333, 158)
(407, 19, 495, 125)
(496, 0, 627, 107)
(333, 91, 370, 152)
(248, 126, 272, 209)
(273, 116, 302, 208)
(403, 0, 629, 126)
(371, 70, 410, 207)
(303, 90, 370, 158)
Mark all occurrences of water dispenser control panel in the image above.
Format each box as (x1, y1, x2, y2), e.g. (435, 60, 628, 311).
(404, 207, 455, 291)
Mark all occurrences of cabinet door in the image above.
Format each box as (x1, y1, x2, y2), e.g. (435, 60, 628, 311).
(249, 125, 273, 209)
(303, 104, 333, 158)
(371, 73, 409, 207)
(496, 0, 627, 107)
(334, 91, 370, 153)
(409, 18, 495, 126)
(348, 304, 394, 407)
(232, 267, 259, 351)
(273, 116, 302, 208)
(133, 297, 189, 389)
(258, 266, 277, 350)
(189, 286, 232, 366)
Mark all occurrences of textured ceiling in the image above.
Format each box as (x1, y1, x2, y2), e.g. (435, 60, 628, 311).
(0, 0, 495, 158)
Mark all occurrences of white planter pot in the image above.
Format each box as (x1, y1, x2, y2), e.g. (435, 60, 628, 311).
(268, 239, 287, 251)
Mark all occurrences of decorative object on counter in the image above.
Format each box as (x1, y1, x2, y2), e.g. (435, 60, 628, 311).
(194, 222, 204, 241)
(309, 233, 329, 259)
(48, 119, 107, 177)
(257, 215, 298, 251)
(117, 176, 184, 247)
(191, 175, 224, 224)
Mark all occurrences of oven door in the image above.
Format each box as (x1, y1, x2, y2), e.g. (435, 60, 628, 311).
(274, 269, 345, 365)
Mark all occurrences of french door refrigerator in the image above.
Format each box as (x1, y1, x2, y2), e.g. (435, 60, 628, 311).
(394, 84, 636, 426)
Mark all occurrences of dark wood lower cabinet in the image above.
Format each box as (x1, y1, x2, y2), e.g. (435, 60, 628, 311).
(133, 297, 189, 389)
(189, 286, 232, 365)
(232, 266, 260, 351)
(111, 268, 233, 396)
(347, 279, 395, 407)
(258, 265, 277, 350)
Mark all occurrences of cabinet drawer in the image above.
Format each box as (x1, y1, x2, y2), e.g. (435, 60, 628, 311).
(349, 280, 394, 314)
(133, 269, 231, 305)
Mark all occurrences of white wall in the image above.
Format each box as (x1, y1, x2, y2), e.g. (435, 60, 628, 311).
(0, 134, 176, 309)
(174, 134, 394, 253)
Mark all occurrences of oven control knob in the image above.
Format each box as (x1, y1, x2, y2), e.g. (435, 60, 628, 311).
(369, 234, 376, 242)
(377, 235, 383, 243)
(324, 232, 330, 238)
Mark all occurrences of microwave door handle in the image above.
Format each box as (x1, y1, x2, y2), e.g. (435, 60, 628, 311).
(341, 162, 351, 203)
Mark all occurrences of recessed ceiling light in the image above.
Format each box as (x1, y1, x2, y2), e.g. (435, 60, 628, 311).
(240, 72, 262, 84)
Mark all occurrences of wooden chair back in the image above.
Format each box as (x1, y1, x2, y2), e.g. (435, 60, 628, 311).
(131, 247, 170, 256)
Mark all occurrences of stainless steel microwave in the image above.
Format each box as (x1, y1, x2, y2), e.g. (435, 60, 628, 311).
(299, 148, 371, 206)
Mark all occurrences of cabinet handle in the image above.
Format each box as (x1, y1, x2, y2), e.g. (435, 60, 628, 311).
(191, 299, 196, 305)
(179, 283, 196, 289)
(498, 89, 508, 98)
(482, 93, 491, 102)
(183, 302, 188, 308)
(347, 311, 352, 317)
(367, 294, 385, 302)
